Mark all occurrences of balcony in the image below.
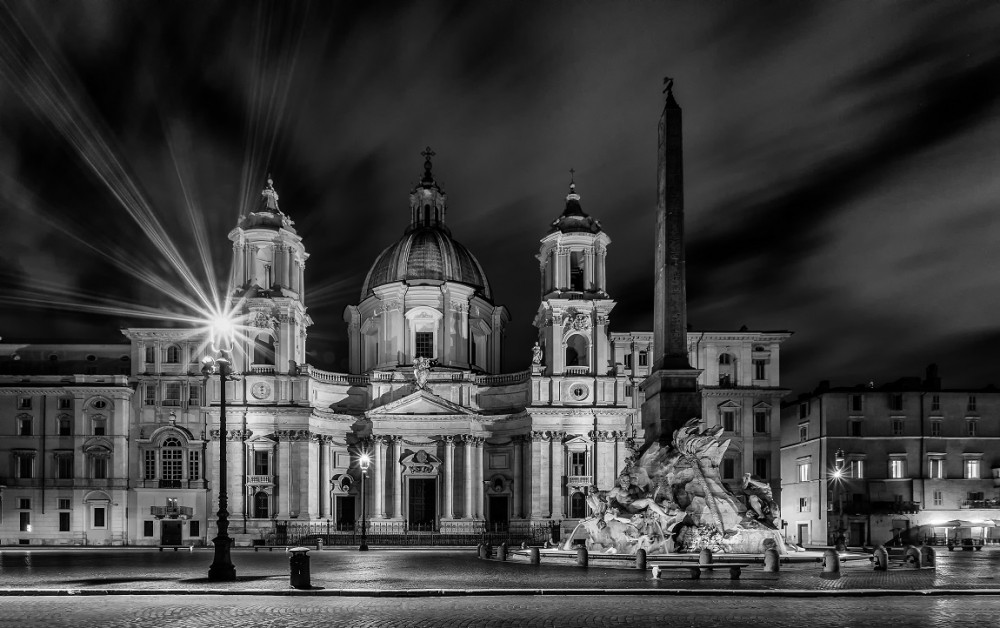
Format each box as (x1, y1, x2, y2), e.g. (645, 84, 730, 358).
(564, 366, 590, 376)
(566, 475, 592, 488)
(150, 506, 194, 519)
(248, 475, 274, 485)
(961, 499, 1000, 509)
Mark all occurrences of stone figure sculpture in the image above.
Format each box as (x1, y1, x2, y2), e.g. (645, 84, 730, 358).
(742, 473, 779, 526)
(413, 356, 432, 389)
(531, 342, 543, 365)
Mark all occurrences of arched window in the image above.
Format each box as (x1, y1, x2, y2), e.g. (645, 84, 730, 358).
(165, 345, 180, 364)
(161, 437, 183, 488)
(570, 251, 585, 291)
(570, 492, 587, 518)
(253, 334, 275, 365)
(565, 335, 589, 368)
(254, 491, 270, 518)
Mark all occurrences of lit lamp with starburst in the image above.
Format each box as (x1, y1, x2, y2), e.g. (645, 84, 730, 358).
(359, 451, 371, 552)
(201, 312, 240, 581)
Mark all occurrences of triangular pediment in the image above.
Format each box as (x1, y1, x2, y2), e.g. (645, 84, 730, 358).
(369, 389, 476, 416)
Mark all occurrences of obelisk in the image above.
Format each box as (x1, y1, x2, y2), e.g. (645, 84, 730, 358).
(640, 78, 703, 446)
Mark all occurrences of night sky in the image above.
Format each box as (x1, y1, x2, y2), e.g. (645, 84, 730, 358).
(2, 1, 1000, 396)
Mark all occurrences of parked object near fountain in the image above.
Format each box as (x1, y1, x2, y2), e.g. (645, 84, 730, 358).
(566, 419, 789, 555)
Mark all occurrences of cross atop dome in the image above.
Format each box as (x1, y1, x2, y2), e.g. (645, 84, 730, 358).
(420, 146, 436, 186)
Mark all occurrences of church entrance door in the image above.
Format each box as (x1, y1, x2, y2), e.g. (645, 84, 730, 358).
(488, 496, 508, 530)
(408, 478, 436, 530)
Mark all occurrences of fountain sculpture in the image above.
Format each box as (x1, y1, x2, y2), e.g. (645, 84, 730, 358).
(566, 419, 789, 555)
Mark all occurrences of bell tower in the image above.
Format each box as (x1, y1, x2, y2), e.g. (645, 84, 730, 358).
(227, 177, 312, 374)
(533, 178, 615, 377)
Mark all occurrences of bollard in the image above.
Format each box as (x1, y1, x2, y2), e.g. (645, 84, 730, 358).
(822, 549, 840, 577)
(521, 541, 528, 550)
(287, 546, 311, 590)
(485, 543, 493, 559)
(316, 538, 323, 552)
(499, 542, 508, 562)
(920, 545, 935, 567)
(635, 549, 647, 571)
(699, 548, 713, 572)
(576, 547, 589, 568)
(763, 548, 780, 572)
(873, 546, 888, 571)
(477, 543, 487, 559)
(529, 547, 540, 565)
(904, 545, 921, 568)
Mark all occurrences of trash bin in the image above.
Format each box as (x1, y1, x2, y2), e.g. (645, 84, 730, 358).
(287, 546, 311, 589)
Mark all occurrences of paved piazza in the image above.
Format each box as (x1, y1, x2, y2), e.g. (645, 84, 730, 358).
(0, 594, 997, 627)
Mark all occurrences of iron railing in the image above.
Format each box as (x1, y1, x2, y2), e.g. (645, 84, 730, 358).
(259, 519, 554, 547)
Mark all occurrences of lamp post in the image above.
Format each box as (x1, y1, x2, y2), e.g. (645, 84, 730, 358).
(833, 448, 846, 551)
(202, 316, 239, 581)
(359, 452, 371, 551)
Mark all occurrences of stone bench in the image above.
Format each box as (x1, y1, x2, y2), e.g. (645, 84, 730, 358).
(651, 563, 750, 580)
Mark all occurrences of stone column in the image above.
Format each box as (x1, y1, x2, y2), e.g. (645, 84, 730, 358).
(320, 438, 331, 517)
(512, 435, 523, 519)
(392, 436, 403, 519)
(443, 436, 455, 519)
(474, 437, 485, 519)
(550, 433, 565, 519)
(584, 249, 595, 291)
(463, 435, 474, 518)
(373, 436, 386, 518)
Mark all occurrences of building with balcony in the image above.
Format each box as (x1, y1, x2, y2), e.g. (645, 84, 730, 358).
(780, 365, 1000, 547)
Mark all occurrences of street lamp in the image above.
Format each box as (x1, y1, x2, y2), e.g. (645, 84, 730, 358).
(833, 448, 846, 551)
(359, 452, 371, 551)
(202, 315, 239, 581)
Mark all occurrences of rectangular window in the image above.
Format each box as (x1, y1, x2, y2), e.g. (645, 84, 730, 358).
(93, 418, 106, 436)
(753, 410, 768, 434)
(799, 424, 808, 442)
(190, 521, 200, 537)
(931, 395, 940, 411)
(18, 417, 32, 436)
(57, 398, 72, 410)
(17, 455, 34, 478)
(161, 449, 182, 481)
(623, 354, 633, 369)
(929, 458, 945, 479)
(17, 397, 31, 410)
(849, 459, 864, 479)
(891, 419, 904, 436)
(253, 451, 270, 476)
(93, 457, 108, 480)
(968, 395, 977, 411)
(931, 420, 942, 437)
(58, 498, 71, 510)
(968, 491, 985, 501)
(797, 462, 811, 482)
(753, 359, 766, 380)
(965, 459, 981, 479)
(624, 385, 634, 398)
(849, 420, 862, 437)
(144, 450, 157, 480)
(850, 394, 863, 412)
(722, 410, 736, 432)
(188, 450, 201, 481)
(144, 521, 154, 537)
(162, 382, 181, 407)
(889, 458, 906, 479)
(19, 512, 30, 532)
(570, 451, 586, 476)
(144, 384, 156, 406)
(59, 512, 71, 532)
(93, 507, 106, 528)
(58, 418, 72, 436)
(414, 332, 434, 359)
(638, 350, 648, 367)
(799, 403, 808, 419)
(967, 420, 977, 437)
(754, 456, 768, 479)
(722, 458, 735, 479)
(798, 497, 809, 512)
(144, 345, 155, 364)
(889, 394, 903, 411)
(57, 456, 73, 479)
(188, 384, 201, 407)
(933, 490, 943, 506)
(18, 498, 30, 509)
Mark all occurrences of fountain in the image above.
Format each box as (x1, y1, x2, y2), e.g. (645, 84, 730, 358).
(563, 418, 790, 555)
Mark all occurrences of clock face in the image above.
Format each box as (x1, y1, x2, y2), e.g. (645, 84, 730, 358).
(251, 382, 271, 400)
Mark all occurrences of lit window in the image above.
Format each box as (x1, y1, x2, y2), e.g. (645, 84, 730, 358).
(414, 332, 434, 359)
(928, 458, 945, 479)
(931, 420, 942, 437)
(797, 462, 811, 482)
(933, 490, 943, 506)
(965, 459, 981, 479)
(889, 458, 906, 479)
(19, 512, 30, 532)
(849, 459, 864, 479)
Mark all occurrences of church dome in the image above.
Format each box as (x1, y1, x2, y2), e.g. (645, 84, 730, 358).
(361, 226, 492, 299)
(360, 149, 491, 300)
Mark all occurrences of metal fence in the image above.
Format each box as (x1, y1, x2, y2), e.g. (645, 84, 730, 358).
(260, 520, 555, 547)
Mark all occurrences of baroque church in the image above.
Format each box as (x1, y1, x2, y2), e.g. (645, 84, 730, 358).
(0, 89, 789, 546)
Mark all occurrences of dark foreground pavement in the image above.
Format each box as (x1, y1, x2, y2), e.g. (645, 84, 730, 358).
(0, 594, 997, 627)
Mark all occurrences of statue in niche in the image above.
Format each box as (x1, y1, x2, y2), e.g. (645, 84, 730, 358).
(414, 356, 432, 389)
(531, 342, 543, 365)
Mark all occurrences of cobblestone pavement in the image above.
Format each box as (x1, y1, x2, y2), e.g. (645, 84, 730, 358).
(0, 546, 998, 593)
(0, 594, 996, 627)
